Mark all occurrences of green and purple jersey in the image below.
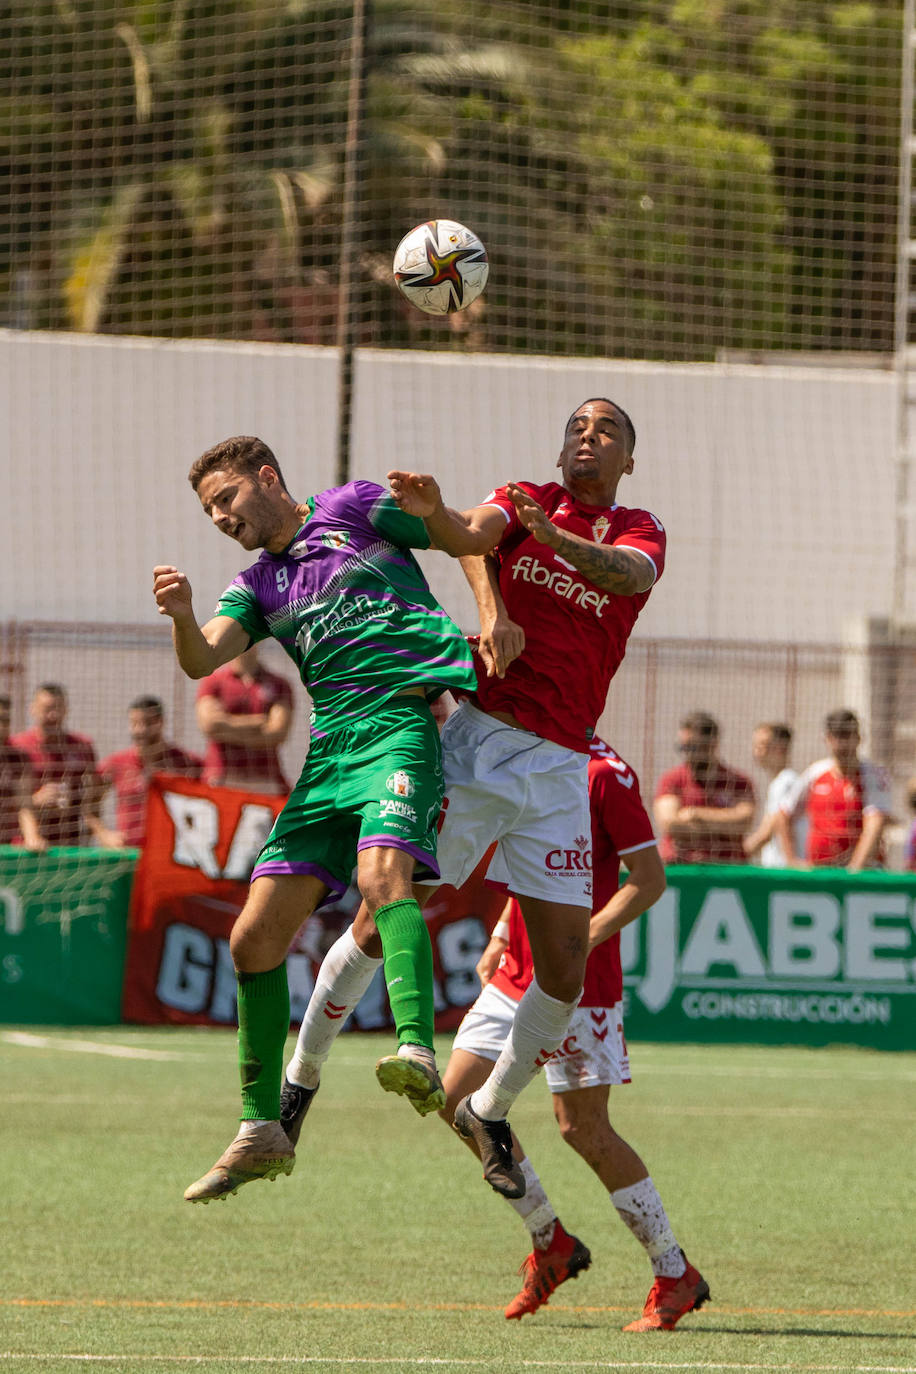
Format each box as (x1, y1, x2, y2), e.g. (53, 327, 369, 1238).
(214, 480, 475, 737)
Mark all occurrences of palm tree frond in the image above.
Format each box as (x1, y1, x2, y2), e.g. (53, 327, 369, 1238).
(63, 183, 145, 332)
(115, 23, 153, 124)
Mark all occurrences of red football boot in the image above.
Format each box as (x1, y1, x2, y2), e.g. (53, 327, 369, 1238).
(505, 1222, 591, 1320)
(622, 1255, 710, 1331)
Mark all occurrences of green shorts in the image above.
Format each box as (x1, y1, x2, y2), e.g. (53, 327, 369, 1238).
(251, 696, 444, 902)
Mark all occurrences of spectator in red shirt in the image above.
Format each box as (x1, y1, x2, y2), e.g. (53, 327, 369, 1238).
(91, 696, 203, 848)
(195, 646, 293, 795)
(0, 694, 46, 851)
(902, 777, 916, 872)
(10, 684, 100, 847)
(654, 711, 755, 864)
(776, 709, 892, 871)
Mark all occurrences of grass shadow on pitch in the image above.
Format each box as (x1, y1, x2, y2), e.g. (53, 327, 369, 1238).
(671, 1323, 913, 1341)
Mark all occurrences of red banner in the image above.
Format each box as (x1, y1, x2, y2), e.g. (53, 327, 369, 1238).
(122, 774, 505, 1030)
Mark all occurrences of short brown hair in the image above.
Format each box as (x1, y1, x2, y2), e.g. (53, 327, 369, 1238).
(756, 721, 792, 746)
(825, 708, 859, 737)
(188, 436, 288, 493)
(680, 710, 719, 738)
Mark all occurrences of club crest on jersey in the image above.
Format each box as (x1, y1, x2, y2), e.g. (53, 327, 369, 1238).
(386, 770, 416, 798)
(320, 530, 350, 549)
(592, 515, 611, 543)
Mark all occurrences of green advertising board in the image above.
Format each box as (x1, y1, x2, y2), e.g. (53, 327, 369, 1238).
(2, 850, 915, 1048)
(0, 846, 138, 1025)
(622, 865, 916, 1050)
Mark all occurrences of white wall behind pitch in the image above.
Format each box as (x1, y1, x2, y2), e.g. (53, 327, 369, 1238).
(0, 330, 896, 644)
(0, 331, 338, 625)
(352, 350, 896, 643)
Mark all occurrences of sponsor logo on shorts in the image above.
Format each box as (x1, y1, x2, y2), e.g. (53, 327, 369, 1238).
(386, 770, 416, 798)
(380, 797, 417, 821)
(545, 835, 592, 872)
(535, 1034, 581, 1066)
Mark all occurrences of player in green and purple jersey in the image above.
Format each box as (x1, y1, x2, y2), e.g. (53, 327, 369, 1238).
(153, 435, 476, 1204)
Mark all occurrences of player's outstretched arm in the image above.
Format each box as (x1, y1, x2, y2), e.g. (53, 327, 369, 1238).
(387, 470, 505, 556)
(506, 483, 655, 595)
(153, 566, 249, 679)
(459, 554, 525, 678)
(588, 845, 666, 951)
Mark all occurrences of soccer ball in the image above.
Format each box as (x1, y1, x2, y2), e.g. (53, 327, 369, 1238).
(392, 220, 489, 316)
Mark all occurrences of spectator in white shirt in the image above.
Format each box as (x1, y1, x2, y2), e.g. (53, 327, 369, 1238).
(743, 722, 805, 867)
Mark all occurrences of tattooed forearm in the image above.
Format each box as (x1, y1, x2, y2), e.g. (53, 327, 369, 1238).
(549, 528, 651, 594)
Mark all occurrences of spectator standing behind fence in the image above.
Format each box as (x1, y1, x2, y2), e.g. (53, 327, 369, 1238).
(743, 722, 806, 867)
(90, 696, 203, 848)
(10, 684, 99, 847)
(653, 711, 755, 864)
(0, 694, 46, 851)
(776, 709, 892, 871)
(195, 645, 293, 794)
(903, 779, 916, 871)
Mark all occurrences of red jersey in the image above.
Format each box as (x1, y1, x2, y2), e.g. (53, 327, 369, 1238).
(489, 741, 657, 1007)
(654, 761, 755, 865)
(98, 745, 203, 846)
(0, 740, 34, 844)
(783, 757, 892, 867)
(472, 482, 665, 754)
(196, 664, 293, 790)
(10, 727, 97, 846)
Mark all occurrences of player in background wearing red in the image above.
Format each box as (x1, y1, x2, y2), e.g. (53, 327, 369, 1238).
(92, 696, 203, 848)
(441, 740, 708, 1332)
(281, 399, 666, 1200)
(776, 708, 892, 870)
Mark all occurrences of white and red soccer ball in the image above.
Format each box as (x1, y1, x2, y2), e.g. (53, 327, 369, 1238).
(393, 219, 489, 317)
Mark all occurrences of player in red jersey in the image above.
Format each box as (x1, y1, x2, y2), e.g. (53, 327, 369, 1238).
(281, 399, 665, 1200)
(441, 740, 708, 1332)
(92, 696, 203, 848)
(777, 709, 892, 870)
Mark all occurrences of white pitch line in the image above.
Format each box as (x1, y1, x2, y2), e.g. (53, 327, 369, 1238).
(0, 1032, 188, 1061)
(2, 1357, 916, 1371)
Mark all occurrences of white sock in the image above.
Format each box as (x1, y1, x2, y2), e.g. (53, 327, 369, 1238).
(285, 926, 382, 1089)
(237, 1119, 270, 1135)
(507, 1157, 558, 1250)
(469, 978, 580, 1121)
(611, 1176, 686, 1279)
(397, 1043, 436, 1069)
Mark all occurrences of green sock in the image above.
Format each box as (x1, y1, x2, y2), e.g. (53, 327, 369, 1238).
(236, 963, 289, 1120)
(374, 898, 435, 1050)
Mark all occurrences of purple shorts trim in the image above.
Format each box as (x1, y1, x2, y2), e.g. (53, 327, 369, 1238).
(355, 834, 440, 881)
(250, 858, 347, 910)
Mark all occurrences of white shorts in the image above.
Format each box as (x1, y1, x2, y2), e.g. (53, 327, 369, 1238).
(432, 702, 592, 906)
(451, 981, 631, 1092)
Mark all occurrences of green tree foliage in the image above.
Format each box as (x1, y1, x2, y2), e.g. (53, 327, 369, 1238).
(0, 0, 903, 357)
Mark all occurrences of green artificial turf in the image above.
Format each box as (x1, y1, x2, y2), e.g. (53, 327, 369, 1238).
(1, 1028, 913, 1373)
